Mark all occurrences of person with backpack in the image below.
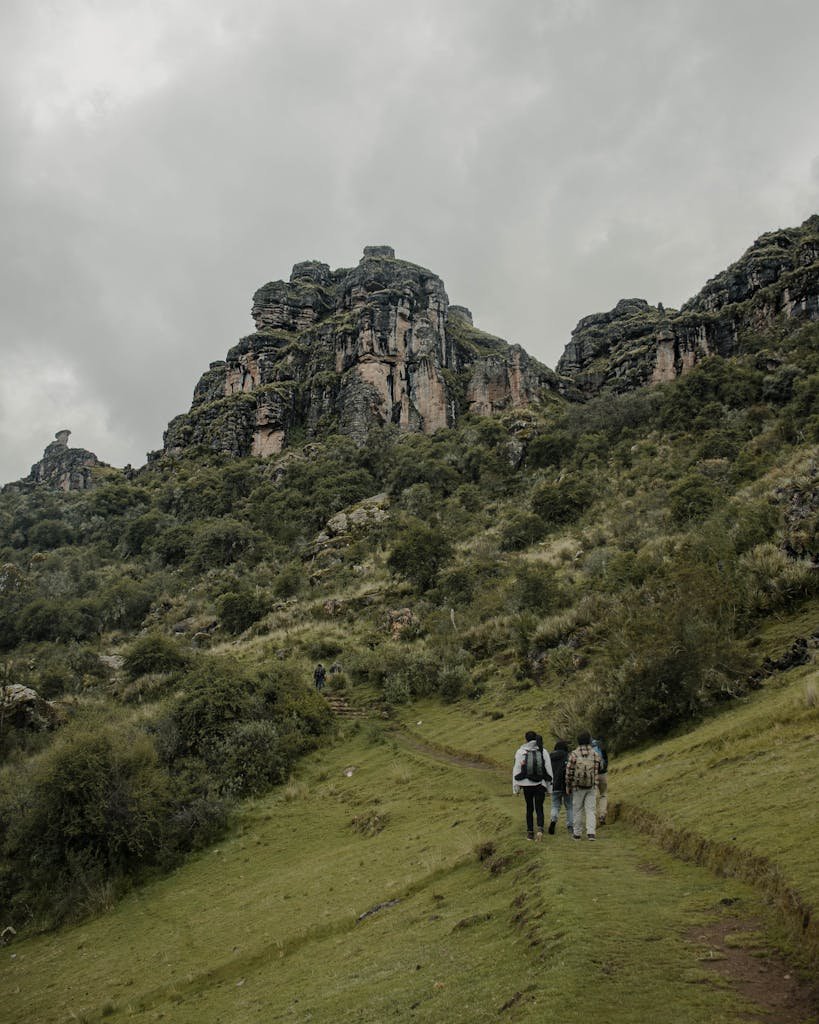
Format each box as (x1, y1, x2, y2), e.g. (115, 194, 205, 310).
(547, 739, 573, 835)
(512, 731, 553, 841)
(592, 737, 609, 826)
(313, 663, 326, 692)
(565, 730, 602, 841)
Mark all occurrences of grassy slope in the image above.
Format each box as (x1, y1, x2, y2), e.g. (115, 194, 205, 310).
(2, 704, 811, 1023)
(394, 603, 819, 956)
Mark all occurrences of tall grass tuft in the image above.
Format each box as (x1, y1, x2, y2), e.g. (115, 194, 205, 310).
(282, 777, 309, 802)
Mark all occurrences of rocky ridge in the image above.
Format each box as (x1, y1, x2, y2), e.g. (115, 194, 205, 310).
(557, 215, 819, 394)
(161, 245, 557, 459)
(3, 431, 107, 493)
(8, 217, 819, 489)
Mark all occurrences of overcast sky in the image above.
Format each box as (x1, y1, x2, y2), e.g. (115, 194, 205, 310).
(2, 0, 818, 483)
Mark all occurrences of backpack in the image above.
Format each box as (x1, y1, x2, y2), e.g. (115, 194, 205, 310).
(572, 749, 596, 789)
(592, 740, 608, 774)
(550, 749, 568, 791)
(516, 748, 549, 783)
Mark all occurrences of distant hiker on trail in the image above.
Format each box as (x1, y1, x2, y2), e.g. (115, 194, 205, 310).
(592, 737, 609, 826)
(313, 663, 326, 692)
(548, 738, 573, 835)
(512, 731, 553, 842)
(329, 661, 343, 675)
(566, 731, 601, 841)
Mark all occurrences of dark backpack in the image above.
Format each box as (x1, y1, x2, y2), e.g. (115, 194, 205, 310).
(516, 748, 550, 783)
(550, 749, 568, 791)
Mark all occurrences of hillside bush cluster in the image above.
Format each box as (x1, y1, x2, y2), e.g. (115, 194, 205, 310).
(0, 655, 333, 930)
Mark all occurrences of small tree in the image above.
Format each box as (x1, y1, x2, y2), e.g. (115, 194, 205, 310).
(387, 522, 453, 591)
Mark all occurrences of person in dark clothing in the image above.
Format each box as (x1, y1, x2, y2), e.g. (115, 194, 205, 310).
(548, 738, 573, 835)
(313, 663, 326, 691)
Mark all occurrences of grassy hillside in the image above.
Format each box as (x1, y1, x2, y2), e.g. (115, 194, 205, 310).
(1, 314, 817, 1019)
(4, 707, 816, 1024)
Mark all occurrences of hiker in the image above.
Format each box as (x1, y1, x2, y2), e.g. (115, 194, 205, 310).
(592, 737, 609, 825)
(512, 731, 553, 841)
(313, 663, 326, 692)
(329, 661, 343, 675)
(565, 730, 602, 841)
(548, 738, 573, 835)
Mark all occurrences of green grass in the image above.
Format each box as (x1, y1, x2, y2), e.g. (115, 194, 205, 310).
(1, 712, 809, 1023)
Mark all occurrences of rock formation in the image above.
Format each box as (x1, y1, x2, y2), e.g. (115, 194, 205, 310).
(557, 215, 819, 395)
(162, 247, 557, 458)
(6, 431, 107, 493)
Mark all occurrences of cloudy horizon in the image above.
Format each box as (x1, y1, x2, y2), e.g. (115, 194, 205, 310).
(2, 0, 818, 483)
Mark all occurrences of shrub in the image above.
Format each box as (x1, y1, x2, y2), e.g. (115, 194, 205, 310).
(668, 473, 721, 524)
(187, 519, 257, 571)
(167, 661, 256, 759)
(216, 590, 269, 635)
(512, 564, 562, 614)
(272, 562, 304, 598)
(101, 579, 155, 630)
(27, 519, 74, 550)
(383, 675, 412, 705)
(210, 720, 290, 797)
(16, 597, 101, 643)
(387, 521, 452, 591)
(499, 512, 548, 551)
(531, 475, 596, 526)
(1, 721, 172, 924)
(439, 663, 468, 703)
(123, 633, 191, 681)
(738, 544, 818, 617)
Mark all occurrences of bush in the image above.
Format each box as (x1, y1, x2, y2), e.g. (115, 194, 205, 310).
(512, 564, 563, 614)
(738, 544, 818, 617)
(531, 474, 595, 526)
(210, 720, 290, 797)
(101, 579, 155, 630)
(439, 663, 468, 703)
(668, 473, 721, 524)
(27, 519, 74, 550)
(16, 597, 101, 642)
(387, 521, 453, 591)
(187, 519, 258, 571)
(167, 661, 256, 759)
(272, 562, 304, 598)
(1, 721, 172, 924)
(216, 590, 269, 635)
(123, 633, 191, 681)
(499, 512, 548, 551)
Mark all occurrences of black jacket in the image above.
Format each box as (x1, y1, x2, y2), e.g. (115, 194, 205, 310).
(550, 749, 568, 792)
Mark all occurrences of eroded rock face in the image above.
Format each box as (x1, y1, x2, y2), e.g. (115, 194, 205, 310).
(6, 431, 107, 492)
(163, 248, 557, 458)
(556, 216, 819, 395)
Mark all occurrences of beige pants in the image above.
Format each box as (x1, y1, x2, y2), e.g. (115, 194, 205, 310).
(597, 773, 608, 822)
(572, 786, 597, 837)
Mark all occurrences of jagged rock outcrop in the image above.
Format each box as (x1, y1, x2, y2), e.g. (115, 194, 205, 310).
(162, 247, 557, 458)
(5, 431, 107, 493)
(557, 215, 819, 395)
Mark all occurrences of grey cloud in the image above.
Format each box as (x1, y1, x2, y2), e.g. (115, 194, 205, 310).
(1, 0, 818, 482)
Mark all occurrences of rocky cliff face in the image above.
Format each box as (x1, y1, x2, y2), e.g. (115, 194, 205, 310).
(4, 431, 107, 493)
(556, 215, 819, 395)
(162, 246, 557, 458)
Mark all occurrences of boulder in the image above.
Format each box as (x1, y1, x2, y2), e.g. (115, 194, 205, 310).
(0, 684, 62, 730)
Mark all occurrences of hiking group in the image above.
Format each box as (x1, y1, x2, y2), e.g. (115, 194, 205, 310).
(512, 730, 609, 842)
